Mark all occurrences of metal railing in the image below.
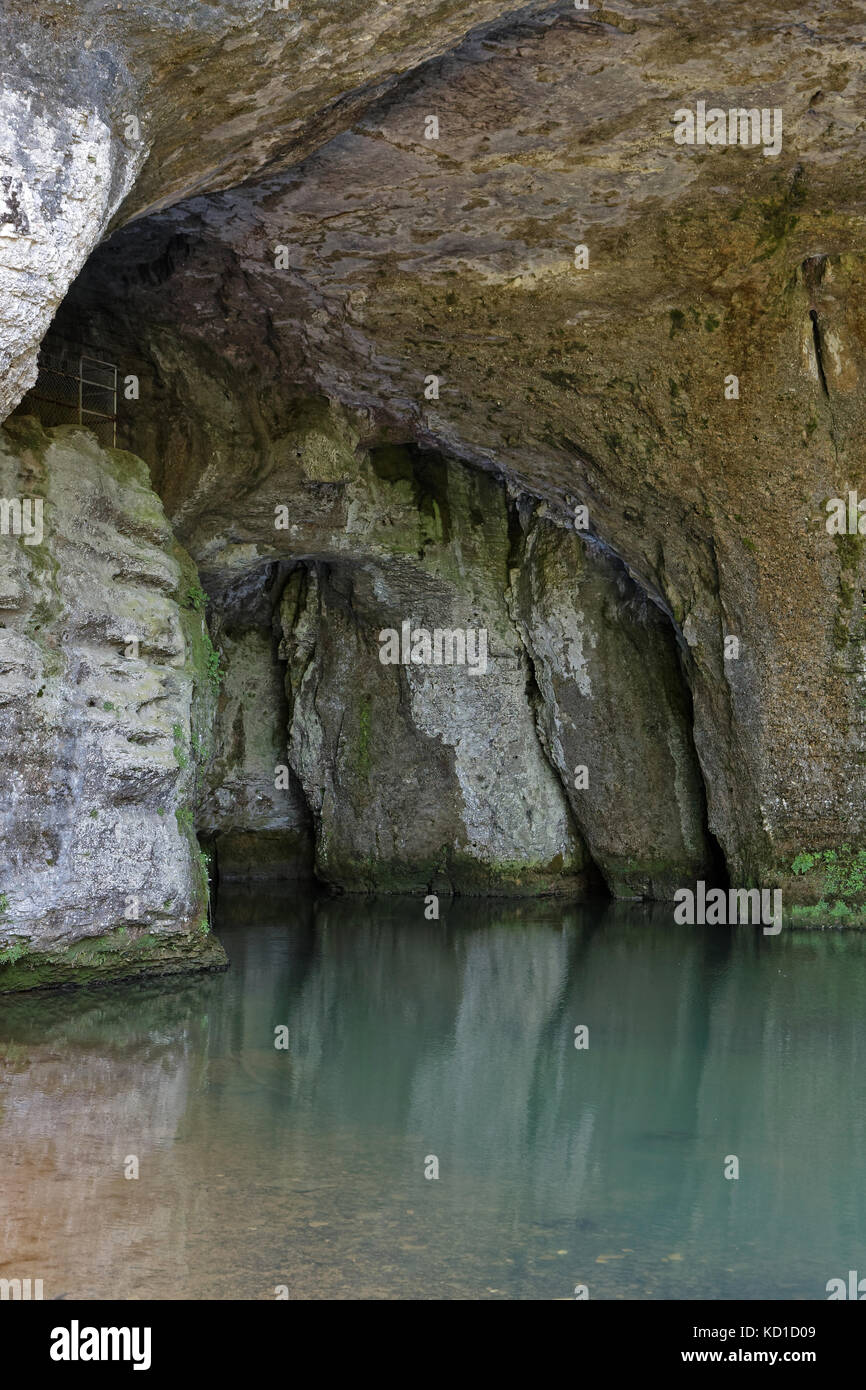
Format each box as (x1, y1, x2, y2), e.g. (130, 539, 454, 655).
(16, 339, 118, 447)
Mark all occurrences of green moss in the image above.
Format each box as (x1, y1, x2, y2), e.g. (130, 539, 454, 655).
(205, 636, 223, 691)
(0, 926, 227, 994)
(790, 901, 866, 928)
(833, 611, 850, 650)
(172, 722, 189, 769)
(834, 532, 863, 571)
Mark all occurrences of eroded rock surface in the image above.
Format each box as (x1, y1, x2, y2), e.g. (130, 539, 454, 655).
(0, 417, 226, 988)
(50, 0, 866, 908)
(276, 477, 590, 895)
(0, 0, 537, 419)
(3, 0, 866, 954)
(197, 620, 312, 879)
(510, 510, 715, 898)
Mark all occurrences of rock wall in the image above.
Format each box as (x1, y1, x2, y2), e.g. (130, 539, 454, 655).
(197, 620, 312, 880)
(49, 0, 866, 913)
(0, 417, 226, 989)
(0, 0, 536, 420)
(3, 0, 866, 975)
(510, 509, 716, 899)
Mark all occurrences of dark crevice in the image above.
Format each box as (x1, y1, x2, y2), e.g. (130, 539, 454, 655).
(809, 308, 830, 398)
(671, 642, 730, 894)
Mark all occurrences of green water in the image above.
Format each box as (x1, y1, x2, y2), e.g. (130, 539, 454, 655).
(1, 888, 865, 1300)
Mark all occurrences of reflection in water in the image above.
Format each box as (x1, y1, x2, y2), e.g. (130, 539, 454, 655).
(1, 888, 865, 1299)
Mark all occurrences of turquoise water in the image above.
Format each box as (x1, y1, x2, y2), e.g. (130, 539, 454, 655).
(1, 888, 865, 1300)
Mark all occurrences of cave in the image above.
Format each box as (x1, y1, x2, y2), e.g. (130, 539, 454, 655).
(7, 228, 730, 919)
(2, 0, 866, 1314)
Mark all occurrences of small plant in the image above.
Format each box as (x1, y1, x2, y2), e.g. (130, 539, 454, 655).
(792, 847, 866, 899)
(103, 701, 115, 712)
(0, 940, 26, 967)
(175, 806, 194, 831)
(172, 723, 189, 770)
(186, 583, 208, 612)
(203, 634, 223, 692)
(0, 892, 8, 918)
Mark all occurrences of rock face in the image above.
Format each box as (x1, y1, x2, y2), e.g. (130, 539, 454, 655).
(45, 0, 866, 915)
(197, 621, 312, 880)
(276, 465, 591, 896)
(0, 0, 536, 420)
(510, 511, 716, 899)
(0, 417, 226, 989)
(2, 0, 866, 976)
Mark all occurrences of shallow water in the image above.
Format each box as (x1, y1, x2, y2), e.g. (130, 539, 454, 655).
(1, 888, 865, 1300)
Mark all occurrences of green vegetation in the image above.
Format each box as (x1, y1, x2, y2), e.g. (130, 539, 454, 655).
(204, 632, 223, 692)
(0, 941, 26, 966)
(791, 847, 866, 898)
(185, 583, 208, 612)
(172, 723, 189, 769)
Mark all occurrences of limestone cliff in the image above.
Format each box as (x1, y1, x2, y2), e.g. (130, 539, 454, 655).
(2, 0, 866, 990)
(0, 417, 226, 988)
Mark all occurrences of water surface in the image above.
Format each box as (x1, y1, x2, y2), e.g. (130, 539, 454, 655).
(1, 889, 864, 1300)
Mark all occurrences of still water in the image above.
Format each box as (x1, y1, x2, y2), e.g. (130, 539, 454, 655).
(1, 888, 865, 1300)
